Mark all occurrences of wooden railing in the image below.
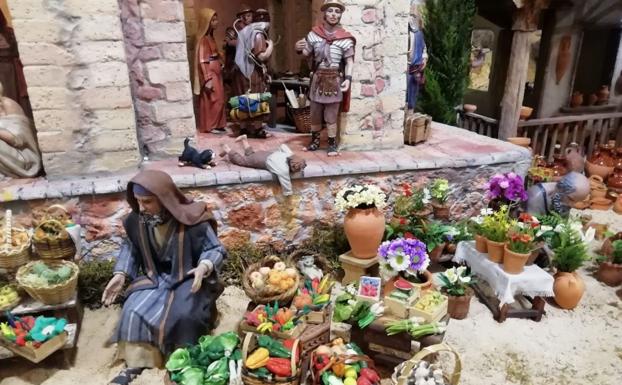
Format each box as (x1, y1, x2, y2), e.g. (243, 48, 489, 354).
(456, 110, 500, 138)
(516, 112, 622, 161)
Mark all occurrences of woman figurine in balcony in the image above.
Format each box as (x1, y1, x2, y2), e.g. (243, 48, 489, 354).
(193, 8, 227, 133)
(406, 5, 428, 116)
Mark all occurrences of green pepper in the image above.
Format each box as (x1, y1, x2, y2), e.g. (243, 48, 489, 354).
(251, 367, 271, 380)
(256, 335, 291, 358)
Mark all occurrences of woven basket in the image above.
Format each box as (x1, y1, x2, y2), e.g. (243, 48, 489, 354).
(0, 227, 32, 270)
(243, 256, 300, 305)
(391, 343, 462, 385)
(286, 249, 331, 277)
(309, 348, 376, 385)
(16, 260, 79, 305)
(404, 113, 432, 145)
(241, 332, 301, 385)
(33, 219, 76, 260)
(0, 286, 21, 312)
(289, 106, 311, 133)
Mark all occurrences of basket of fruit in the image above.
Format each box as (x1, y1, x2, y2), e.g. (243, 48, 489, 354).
(0, 210, 31, 270)
(391, 343, 461, 385)
(241, 303, 306, 339)
(243, 256, 300, 305)
(309, 338, 381, 385)
(241, 332, 301, 385)
(16, 260, 79, 305)
(0, 285, 21, 311)
(410, 291, 448, 323)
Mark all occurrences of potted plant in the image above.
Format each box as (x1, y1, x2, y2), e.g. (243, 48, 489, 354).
(335, 184, 387, 259)
(504, 222, 536, 274)
(469, 208, 494, 253)
(437, 266, 475, 319)
(480, 206, 513, 263)
(378, 237, 432, 295)
(596, 239, 622, 286)
(486, 172, 528, 214)
(414, 221, 451, 263)
(444, 221, 473, 254)
(410, 185, 432, 218)
(429, 179, 450, 220)
(549, 219, 594, 309)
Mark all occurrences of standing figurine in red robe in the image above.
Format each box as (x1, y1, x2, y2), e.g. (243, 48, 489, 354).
(193, 8, 227, 133)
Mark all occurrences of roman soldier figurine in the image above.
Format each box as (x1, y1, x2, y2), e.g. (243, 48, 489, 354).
(295, 0, 355, 156)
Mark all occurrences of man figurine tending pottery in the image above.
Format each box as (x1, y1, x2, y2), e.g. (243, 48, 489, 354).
(295, 0, 355, 156)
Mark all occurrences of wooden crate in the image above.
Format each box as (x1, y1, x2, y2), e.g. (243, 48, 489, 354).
(404, 113, 432, 145)
(306, 305, 330, 325)
(0, 332, 67, 363)
(410, 294, 448, 323)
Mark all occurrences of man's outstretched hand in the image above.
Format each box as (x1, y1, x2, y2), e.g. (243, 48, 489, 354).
(188, 263, 211, 294)
(102, 273, 126, 306)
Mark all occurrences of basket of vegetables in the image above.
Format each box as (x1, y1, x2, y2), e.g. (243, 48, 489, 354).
(309, 338, 381, 385)
(0, 285, 21, 311)
(292, 276, 334, 325)
(33, 219, 76, 260)
(241, 303, 306, 339)
(391, 343, 461, 385)
(16, 260, 79, 305)
(241, 332, 301, 385)
(0, 210, 31, 270)
(243, 256, 300, 305)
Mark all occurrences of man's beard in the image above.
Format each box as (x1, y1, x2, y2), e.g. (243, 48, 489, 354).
(140, 210, 171, 227)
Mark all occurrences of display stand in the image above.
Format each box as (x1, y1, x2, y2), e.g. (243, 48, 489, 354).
(471, 281, 547, 322)
(338, 252, 379, 284)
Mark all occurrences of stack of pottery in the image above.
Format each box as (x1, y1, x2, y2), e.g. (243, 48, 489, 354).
(586, 144, 615, 180)
(589, 175, 611, 210)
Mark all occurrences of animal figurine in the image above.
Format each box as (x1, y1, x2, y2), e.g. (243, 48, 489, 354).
(296, 255, 323, 281)
(178, 137, 216, 169)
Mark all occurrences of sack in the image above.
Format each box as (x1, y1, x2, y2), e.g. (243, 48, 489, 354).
(239, 96, 260, 113)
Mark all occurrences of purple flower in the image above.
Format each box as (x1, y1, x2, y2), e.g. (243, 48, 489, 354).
(378, 238, 430, 273)
(486, 173, 527, 203)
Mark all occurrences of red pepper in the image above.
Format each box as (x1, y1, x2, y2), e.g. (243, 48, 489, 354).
(282, 339, 300, 362)
(313, 354, 330, 371)
(357, 377, 373, 385)
(311, 278, 320, 293)
(360, 368, 380, 384)
(15, 336, 26, 346)
(266, 357, 292, 377)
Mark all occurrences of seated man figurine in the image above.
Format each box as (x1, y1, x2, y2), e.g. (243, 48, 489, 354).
(102, 170, 226, 385)
(219, 135, 307, 196)
(526, 171, 590, 217)
(0, 81, 41, 178)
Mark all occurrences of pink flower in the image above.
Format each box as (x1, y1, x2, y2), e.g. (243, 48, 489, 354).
(499, 180, 510, 189)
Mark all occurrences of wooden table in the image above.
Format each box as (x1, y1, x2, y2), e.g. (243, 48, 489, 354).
(471, 281, 546, 322)
(268, 78, 310, 128)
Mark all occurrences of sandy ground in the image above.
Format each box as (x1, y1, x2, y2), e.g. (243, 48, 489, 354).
(1, 209, 621, 385)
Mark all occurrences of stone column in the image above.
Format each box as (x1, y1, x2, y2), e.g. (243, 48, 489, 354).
(333, 0, 409, 151)
(8, 0, 141, 177)
(119, 0, 196, 158)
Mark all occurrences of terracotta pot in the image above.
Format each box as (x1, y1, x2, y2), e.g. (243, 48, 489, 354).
(585, 160, 614, 179)
(428, 243, 446, 263)
(343, 207, 386, 259)
(607, 166, 622, 192)
(597, 85, 610, 104)
(463, 104, 477, 113)
(503, 245, 530, 274)
(587, 93, 598, 106)
(614, 148, 622, 169)
(553, 272, 585, 310)
(519, 106, 533, 120)
(613, 195, 622, 214)
(591, 185, 608, 199)
(549, 154, 569, 178)
(596, 262, 622, 286)
(432, 203, 450, 220)
(412, 206, 432, 218)
(570, 91, 583, 108)
(445, 243, 457, 254)
(600, 232, 622, 256)
(486, 239, 505, 263)
(475, 234, 488, 253)
(447, 291, 473, 320)
(507, 137, 531, 148)
(533, 155, 548, 168)
(591, 197, 612, 211)
(383, 271, 433, 296)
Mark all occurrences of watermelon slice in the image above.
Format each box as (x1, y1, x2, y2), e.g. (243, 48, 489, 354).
(394, 278, 414, 290)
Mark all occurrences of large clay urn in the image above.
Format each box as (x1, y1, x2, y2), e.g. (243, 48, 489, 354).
(553, 272, 585, 310)
(343, 207, 385, 259)
(586, 148, 615, 179)
(608, 166, 622, 192)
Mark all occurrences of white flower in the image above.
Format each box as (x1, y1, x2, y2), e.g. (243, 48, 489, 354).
(480, 208, 493, 216)
(516, 222, 526, 229)
(472, 215, 484, 225)
(456, 266, 467, 277)
(444, 268, 458, 283)
(388, 252, 411, 272)
(460, 276, 472, 284)
(379, 262, 397, 280)
(582, 227, 595, 244)
(554, 224, 565, 233)
(536, 225, 553, 237)
(569, 220, 583, 234)
(422, 188, 431, 204)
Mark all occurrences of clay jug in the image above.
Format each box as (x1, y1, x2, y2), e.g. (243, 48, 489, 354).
(607, 166, 622, 191)
(343, 207, 386, 259)
(599, 144, 616, 166)
(597, 85, 610, 104)
(549, 154, 569, 178)
(565, 143, 584, 173)
(553, 272, 585, 310)
(587, 93, 598, 106)
(615, 148, 622, 169)
(596, 262, 622, 287)
(570, 91, 583, 108)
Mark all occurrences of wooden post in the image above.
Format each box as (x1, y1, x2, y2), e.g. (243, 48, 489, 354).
(499, 0, 550, 140)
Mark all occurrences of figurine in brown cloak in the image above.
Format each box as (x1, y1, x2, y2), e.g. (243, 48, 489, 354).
(295, 0, 355, 156)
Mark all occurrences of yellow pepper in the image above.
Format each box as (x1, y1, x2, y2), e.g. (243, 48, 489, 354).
(332, 362, 346, 377)
(246, 347, 270, 369)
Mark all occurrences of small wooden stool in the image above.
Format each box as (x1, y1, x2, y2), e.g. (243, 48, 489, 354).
(338, 251, 379, 284)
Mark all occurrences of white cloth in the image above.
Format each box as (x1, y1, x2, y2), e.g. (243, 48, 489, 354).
(453, 241, 554, 305)
(235, 22, 269, 80)
(265, 144, 294, 196)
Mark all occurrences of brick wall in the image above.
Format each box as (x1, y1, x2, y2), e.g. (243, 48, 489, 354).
(324, 0, 409, 151)
(8, 0, 141, 177)
(119, 0, 196, 158)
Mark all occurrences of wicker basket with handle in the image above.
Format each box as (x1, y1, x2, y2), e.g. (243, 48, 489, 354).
(243, 256, 300, 306)
(289, 106, 311, 133)
(309, 349, 377, 385)
(0, 210, 31, 270)
(33, 219, 76, 260)
(391, 343, 462, 385)
(16, 260, 79, 305)
(241, 332, 301, 385)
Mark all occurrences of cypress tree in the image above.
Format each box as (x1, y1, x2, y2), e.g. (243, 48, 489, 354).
(418, 0, 477, 124)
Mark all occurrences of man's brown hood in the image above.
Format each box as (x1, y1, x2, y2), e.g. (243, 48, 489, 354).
(127, 170, 217, 233)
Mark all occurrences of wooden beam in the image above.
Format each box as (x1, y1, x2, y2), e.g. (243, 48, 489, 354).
(585, 2, 622, 24)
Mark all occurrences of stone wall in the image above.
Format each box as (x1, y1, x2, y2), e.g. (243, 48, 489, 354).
(6, 160, 528, 261)
(8, 0, 141, 177)
(332, 0, 409, 151)
(119, 0, 196, 158)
